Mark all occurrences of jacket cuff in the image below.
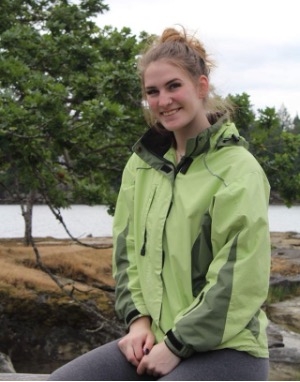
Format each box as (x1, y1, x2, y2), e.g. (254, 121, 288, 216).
(125, 309, 145, 328)
(164, 330, 194, 358)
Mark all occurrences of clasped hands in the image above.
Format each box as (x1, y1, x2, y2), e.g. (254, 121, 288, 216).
(118, 316, 181, 377)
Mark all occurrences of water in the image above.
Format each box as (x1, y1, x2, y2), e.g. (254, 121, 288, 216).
(268, 205, 300, 233)
(0, 204, 113, 239)
(0, 204, 299, 238)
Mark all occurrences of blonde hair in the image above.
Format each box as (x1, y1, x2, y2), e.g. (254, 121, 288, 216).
(138, 26, 231, 127)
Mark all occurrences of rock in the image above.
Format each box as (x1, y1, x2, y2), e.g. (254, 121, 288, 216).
(267, 297, 300, 332)
(267, 236, 300, 380)
(268, 321, 300, 350)
(267, 322, 284, 348)
(0, 293, 125, 374)
(0, 353, 16, 373)
(269, 347, 300, 381)
(0, 232, 298, 380)
(267, 232, 300, 380)
(270, 347, 300, 363)
(0, 373, 48, 381)
(269, 274, 300, 287)
(267, 321, 300, 381)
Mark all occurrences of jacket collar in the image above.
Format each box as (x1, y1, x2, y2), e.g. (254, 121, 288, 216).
(133, 114, 248, 159)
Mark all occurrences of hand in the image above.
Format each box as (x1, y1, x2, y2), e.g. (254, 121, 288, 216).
(136, 341, 181, 377)
(118, 316, 155, 367)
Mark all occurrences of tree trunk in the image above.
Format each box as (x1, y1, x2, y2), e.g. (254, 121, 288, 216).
(21, 190, 36, 246)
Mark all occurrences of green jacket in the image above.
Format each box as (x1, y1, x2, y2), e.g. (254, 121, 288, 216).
(112, 118, 271, 359)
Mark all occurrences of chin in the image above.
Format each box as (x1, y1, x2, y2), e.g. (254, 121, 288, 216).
(163, 124, 186, 132)
(159, 119, 180, 129)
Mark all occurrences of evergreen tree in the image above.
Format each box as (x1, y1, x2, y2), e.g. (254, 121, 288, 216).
(227, 92, 255, 141)
(278, 104, 294, 131)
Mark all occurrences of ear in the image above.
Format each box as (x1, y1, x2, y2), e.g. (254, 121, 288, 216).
(197, 75, 209, 99)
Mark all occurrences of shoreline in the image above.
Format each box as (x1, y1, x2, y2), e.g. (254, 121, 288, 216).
(0, 230, 299, 242)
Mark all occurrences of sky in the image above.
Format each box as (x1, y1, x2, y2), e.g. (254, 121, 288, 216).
(96, 0, 300, 118)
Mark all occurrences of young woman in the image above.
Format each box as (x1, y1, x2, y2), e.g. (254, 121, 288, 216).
(49, 26, 271, 381)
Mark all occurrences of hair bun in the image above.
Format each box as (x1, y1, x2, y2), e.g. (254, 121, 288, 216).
(160, 26, 208, 60)
(159, 27, 186, 44)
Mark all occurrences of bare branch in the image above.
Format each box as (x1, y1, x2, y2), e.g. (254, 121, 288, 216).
(28, 232, 124, 337)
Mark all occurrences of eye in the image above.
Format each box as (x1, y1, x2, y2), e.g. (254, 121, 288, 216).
(145, 88, 158, 97)
(168, 82, 181, 91)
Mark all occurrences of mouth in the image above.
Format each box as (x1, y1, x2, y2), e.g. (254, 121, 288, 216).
(161, 108, 181, 117)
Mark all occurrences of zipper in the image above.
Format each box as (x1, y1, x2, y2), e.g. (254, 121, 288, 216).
(140, 229, 147, 256)
(176, 157, 193, 175)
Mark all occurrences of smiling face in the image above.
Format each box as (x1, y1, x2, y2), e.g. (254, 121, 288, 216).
(144, 59, 210, 138)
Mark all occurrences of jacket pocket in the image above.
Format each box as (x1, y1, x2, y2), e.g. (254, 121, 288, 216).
(139, 185, 157, 256)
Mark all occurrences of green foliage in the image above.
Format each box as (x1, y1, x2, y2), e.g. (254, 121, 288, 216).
(227, 92, 256, 141)
(229, 94, 300, 205)
(250, 107, 300, 205)
(267, 133, 300, 205)
(278, 104, 295, 131)
(292, 114, 300, 134)
(0, 0, 149, 224)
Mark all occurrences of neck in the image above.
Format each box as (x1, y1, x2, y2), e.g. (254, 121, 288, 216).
(174, 121, 211, 157)
(175, 112, 210, 139)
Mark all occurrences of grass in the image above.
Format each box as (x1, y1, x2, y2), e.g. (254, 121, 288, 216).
(267, 283, 300, 304)
(1, 233, 299, 305)
(268, 244, 300, 303)
(0, 239, 115, 306)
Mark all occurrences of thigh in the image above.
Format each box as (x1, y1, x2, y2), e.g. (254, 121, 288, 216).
(160, 349, 269, 381)
(48, 339, 155, 381)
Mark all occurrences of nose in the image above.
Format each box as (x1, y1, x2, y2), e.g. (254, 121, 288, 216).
(158, 92, 172, 107)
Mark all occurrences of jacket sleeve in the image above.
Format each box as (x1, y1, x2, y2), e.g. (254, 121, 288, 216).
(112, 156, 150, 328)
(164, 170, 271, 358)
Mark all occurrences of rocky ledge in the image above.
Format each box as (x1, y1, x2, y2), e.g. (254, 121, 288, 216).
(266, 232, 300, 380)
(0, 232, 299, 381)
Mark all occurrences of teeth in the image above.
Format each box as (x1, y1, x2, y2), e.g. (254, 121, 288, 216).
(162, 109, 179, 116)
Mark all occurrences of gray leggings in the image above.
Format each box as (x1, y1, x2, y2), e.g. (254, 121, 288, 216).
(48, 339, 269, 381)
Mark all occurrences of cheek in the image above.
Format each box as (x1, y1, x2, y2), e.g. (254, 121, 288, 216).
(146, 98, 158, 112)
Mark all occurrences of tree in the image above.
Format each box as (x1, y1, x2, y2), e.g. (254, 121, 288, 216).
(265, 132, 300, 205)
(251, 107, 300, 205)
(227, 92, 256, 141)
(0, 0, 148, 244)
(228, 97, 300, 205)
(278, 104, 294, 131)
(291, 114, 300, 135)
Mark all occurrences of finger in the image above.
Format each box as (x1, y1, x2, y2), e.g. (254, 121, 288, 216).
(143, 336, 155, 354)
(118, 343, 139, 367)
(136, 361, 146, 376)
(132, 343, 144, 362)
(152, 372, 161, 378)
(126, 348, 140, 367)
(146, 367, 161, 378)
(128, 354, 139, 367)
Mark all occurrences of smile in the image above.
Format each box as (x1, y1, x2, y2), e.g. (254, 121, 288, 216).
(161, 108, 181, 117)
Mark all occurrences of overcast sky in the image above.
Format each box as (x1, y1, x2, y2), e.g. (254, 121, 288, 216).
(97, 0, 300, 118)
